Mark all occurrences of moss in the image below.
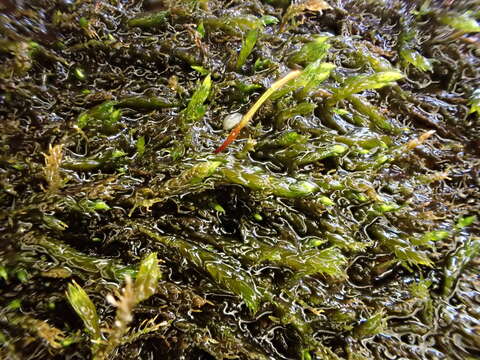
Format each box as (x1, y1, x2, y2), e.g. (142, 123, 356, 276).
(127, 11, 169, 29)
(1, 0, 480, 359)
(440, 12, 480, 33)
(236, 29, 259, 70)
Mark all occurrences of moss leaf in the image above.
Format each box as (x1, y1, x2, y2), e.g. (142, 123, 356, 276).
(66, 281, 101, 341)
(331, 71, 404, 103)
(134, 253, 161, 304)
(440, 13, 480, 33)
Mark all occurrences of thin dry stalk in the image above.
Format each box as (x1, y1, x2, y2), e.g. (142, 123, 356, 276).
(95, 276, 136, 360)
(215, 70, 301, 153)
(42, 144, 64, 193)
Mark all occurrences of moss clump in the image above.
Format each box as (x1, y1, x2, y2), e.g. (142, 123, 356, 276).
(1, 0, 480, 359)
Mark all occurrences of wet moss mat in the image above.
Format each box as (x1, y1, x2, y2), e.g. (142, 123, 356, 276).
(0, 0, 479, 359)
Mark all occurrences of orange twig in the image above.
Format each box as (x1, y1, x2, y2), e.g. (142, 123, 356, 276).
(215, 70, 301, 153)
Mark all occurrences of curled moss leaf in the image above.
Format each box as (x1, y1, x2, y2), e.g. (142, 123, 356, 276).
(212, 203, 225, 213)
(373, 202, 400, 213)
(204, 262, 262, 313)
(63, 148, 127, 172)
